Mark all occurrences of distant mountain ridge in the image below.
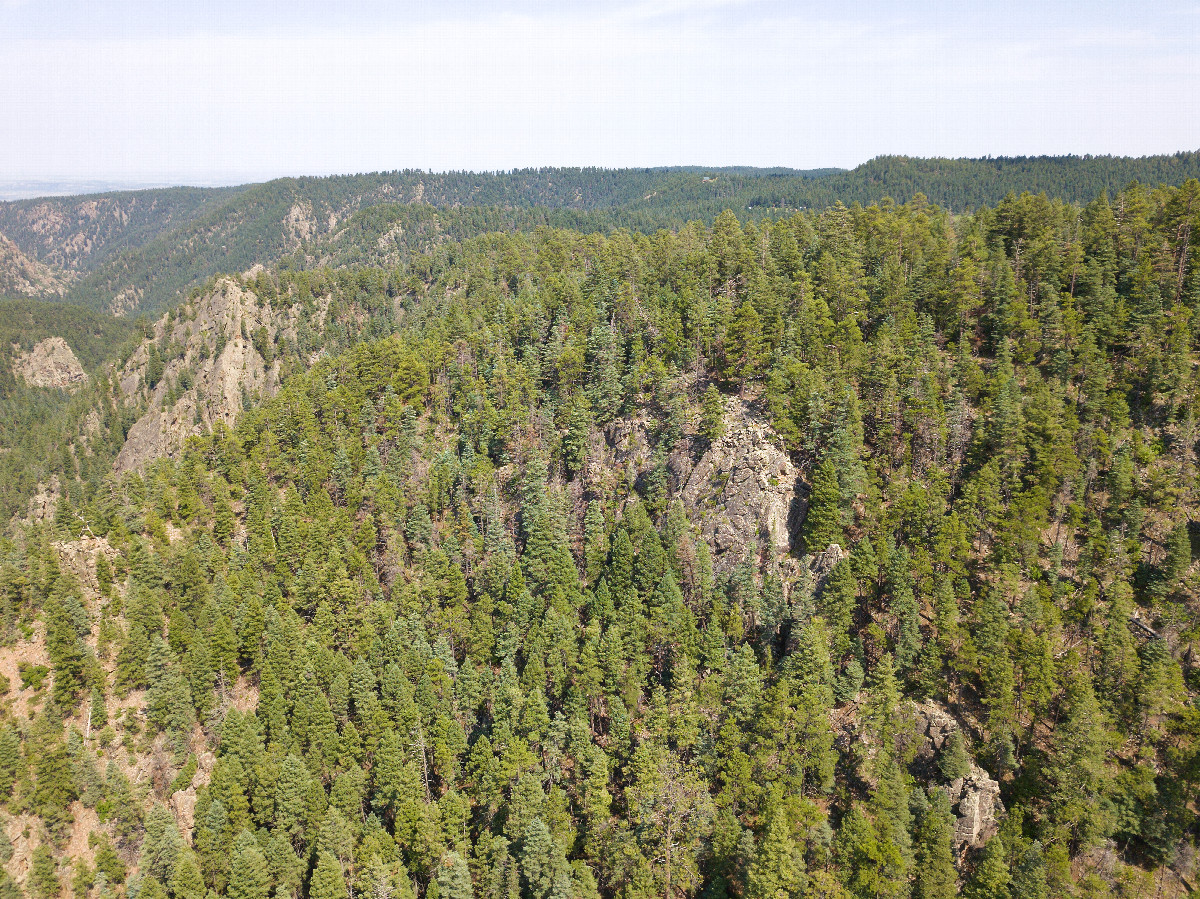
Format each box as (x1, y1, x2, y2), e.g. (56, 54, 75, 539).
(2, 153, 1199, 317)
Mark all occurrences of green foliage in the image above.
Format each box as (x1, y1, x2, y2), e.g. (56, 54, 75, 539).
(3, 174, 1200, 899)
(938, 731, 971, 781)
(913, 793, 957, 899)
(804, 459, 844, 552)
(435, 851, 474, 899)
(227, 830, 270, 899)
(30, 846, 59, 899)
(699, 385, 725, 444)
(964, 836, 1010, 899)
(745, 808, 805, 899)
(309, 850, 349, 899)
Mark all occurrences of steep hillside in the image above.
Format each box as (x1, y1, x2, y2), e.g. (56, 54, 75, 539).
(0, 180, 1198, 899)
(0, 186, 247, 273)
(11, 339, 87, 392)
(110, 278, 317, 472)
(0, 300, 137, 378)
(0, 302, 139, 526)
(0, 234, 73, 298)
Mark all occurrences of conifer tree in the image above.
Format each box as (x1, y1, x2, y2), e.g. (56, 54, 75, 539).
(963, 836, 1009, 899)
(30, 846, 59, 899)
(1042, 663, 1108, 842)
(170, 852, 206, 899)
(561, 401, 590, 479)
(1162, 519, 1191, 588)
(44, 582, 89, 707)
(228, 830, 271, 899)
(745, 808, 805, 899)
(145, 635, 194, 743)
(804, 459, 844, 552)
(139, 805, 183, 886)
(699, 385, 725, 444)
(435, 851, 474, 899)
(520, 818, 564, 899)
(309, 850, 348, 899)
(913, 792, 957, 899)
(889, 549, 921, 671)
(1096, 583, 1138, 721)
(1137, 636, 1185, 733)
(1009, 842, 1048, 899)
(938, 730, 971, 781)
(273, 754, 310, 845)
(89, 685, 108, 729)
(835, 805, 892, 899)
(0, 725, 20, 798)
(583, 502, 609, 588)
(115, 622, 151, 696)
(820, 558, 858, 660)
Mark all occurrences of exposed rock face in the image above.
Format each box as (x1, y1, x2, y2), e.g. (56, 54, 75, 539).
(946, 765, 1004, 851)
(808, 543, 845, 587)
(675, 396, 802, 570)
(54, 536, 119, 595)
(23, 478, 60, 523)
(11, 336, 87, 390)
(910, 701, 1004, 854)
(0, 231, 73, 296)
(114, 278, 295, 471)
(284, 201, 317, 246)
(170, 786, 198, 841)
(912, 700, 959, 758)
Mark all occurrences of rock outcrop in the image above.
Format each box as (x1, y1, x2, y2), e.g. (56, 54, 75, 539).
(11, 336, 87, 390)
(0, 231, 73, 296)
(674, 396, 802, 570)
(946, 765, 1004, 851)
(808, 542, 845, 585)
(113, 278, 297, 471)
(23, 478, 60, 523)
(910, 701, 1004, 854)
(833, 699, 1005, 862)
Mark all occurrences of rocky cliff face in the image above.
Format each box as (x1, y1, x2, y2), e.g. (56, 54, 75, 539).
(579, 391, 805, 576)
(909, 701, 1004, 855)
(113, 278, 297, 471)
(11, 336, 87, 390)
(0, 231, 73, 296)
(674, 395, 804, 571)
(833, 698, 1005, 864)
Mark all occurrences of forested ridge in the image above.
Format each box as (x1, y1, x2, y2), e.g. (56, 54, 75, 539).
(0, 300, 141, 528)
(0, 188, 248, 273)
(5, 153, 1200, 319)
(2, 177, 1200, 899)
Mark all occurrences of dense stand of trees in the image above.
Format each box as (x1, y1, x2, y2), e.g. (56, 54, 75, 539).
(2, 179, 1200, 898)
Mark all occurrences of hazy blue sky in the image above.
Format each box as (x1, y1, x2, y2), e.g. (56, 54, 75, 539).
(2, 0, 1198, 182)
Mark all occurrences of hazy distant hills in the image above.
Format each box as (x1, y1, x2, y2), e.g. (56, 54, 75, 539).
(0, 185, 248, 272)
(2, 152, 1199, 317)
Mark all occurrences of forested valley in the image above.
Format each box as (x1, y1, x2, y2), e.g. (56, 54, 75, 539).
(1, 173, 1200, 899)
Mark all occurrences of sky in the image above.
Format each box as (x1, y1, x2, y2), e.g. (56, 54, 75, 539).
(1, 0, 1198, 183)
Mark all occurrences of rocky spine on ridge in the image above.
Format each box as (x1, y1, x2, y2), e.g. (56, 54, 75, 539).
(10, 336, 88, 391)
(112, 278, 310, 471)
